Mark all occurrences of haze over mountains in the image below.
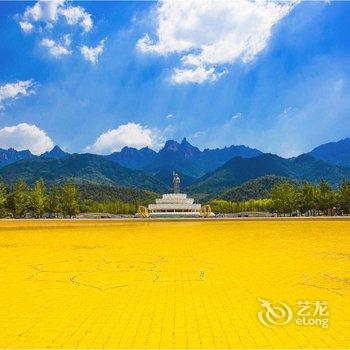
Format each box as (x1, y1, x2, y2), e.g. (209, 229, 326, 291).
(0, 137, 350, 199)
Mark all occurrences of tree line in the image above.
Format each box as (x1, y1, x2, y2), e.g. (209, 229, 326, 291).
(0, 179, 140, 218)
(209, 179, 350, 216)
(210, 198, 272, 214)
(270, 179, 350, 216)
(1, 178, 349, 218)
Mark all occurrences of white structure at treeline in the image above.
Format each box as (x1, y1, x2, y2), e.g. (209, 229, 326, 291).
(138, 172, 213, 218)
(148, 193, 202, 217)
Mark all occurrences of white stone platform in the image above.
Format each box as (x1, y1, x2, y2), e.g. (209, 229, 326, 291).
(148, 193, 202, 217)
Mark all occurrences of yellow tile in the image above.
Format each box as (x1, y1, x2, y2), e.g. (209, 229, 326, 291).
(0, 219, 349, 348)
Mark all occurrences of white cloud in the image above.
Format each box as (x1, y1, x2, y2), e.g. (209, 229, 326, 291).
(63, 34, 71, 47)
(138, 0, 297, 83)
(171, 67, 226, 84)
(79, 38, 107, 64)
(18, 1, 94, 60)
(0, 80, 35, 109)
(41, 37, 71, 57)
(190, 130, 205, 139)
(22, 0, 64, 25)
(59, 5, 93, 32)
(0, 123, 54, 155)
(231, 113, 242, 120)
(87, 122, 164, 154)
(19, 21, 34, 33)
(20, 0, 93, 32)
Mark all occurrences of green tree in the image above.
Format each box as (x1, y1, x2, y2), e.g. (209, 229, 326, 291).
(300, 182, 318, 215)
(30, 179, 46, 218)
(61, 182, 79, 218)
(209, 198, 273, 214)
(7, 179, 29, 218)
(46, 185, 61, 218)
(270, 182, 300, 216)
(337, 180, 350, 214)
(317, 179, 334, 215)
(0, 182, 7, 218)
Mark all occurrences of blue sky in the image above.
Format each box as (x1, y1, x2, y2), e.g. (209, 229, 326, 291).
(0, 1, 350, 156)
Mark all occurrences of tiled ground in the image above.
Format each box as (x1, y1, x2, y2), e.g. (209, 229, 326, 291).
(0, 219, 349, 348)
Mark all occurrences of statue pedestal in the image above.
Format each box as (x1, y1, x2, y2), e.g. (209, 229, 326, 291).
(148, 193, 202, 217)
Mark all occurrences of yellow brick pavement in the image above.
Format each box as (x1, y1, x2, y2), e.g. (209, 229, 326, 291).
(0, 219, 349, 348)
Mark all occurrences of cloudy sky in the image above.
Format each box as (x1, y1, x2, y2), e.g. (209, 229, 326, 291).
(0, 1, 350, 156)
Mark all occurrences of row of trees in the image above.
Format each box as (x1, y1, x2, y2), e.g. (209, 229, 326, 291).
(79, 200, 138, 215)
(1, 178, 350, 218)
(210, 180, 350, 216)
(270, 179, 350, 216)
(0, 179, 141, 218)
(0, 179, 79, 218)
(0, 179, 148, 218)
(210, 198, 272, 214)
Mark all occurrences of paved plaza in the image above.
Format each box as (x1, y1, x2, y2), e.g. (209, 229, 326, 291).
(0, 220, 349, 348)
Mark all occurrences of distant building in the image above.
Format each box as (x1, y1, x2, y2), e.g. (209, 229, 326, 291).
(137, 172, 213, 218)
(148, 193, 202, 217)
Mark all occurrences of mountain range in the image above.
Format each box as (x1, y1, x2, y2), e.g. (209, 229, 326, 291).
(187, 153, 350, 196)
(0, 137, 349, 200)
(213, 175, 299, 202)
(0, 148, 34, 168)
(0, 153, 168, 193)
(40, 145, 70, 159)
(107, 138, 262, 184)
(309, 137, 350, 168)
(106, 146, 157, 169)
(0, 138, 262, 187)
